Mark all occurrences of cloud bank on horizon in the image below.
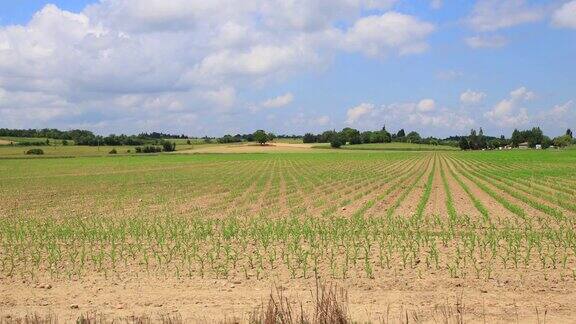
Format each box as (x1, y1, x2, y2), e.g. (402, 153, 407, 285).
(0, 0, 574, 137)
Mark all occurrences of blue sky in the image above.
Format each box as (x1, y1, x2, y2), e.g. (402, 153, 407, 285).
(0, 1, 92, 25)
(0, 0, 574, 137)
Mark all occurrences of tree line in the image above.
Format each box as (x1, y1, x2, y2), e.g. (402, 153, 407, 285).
(215, 132, 306, 144)
(0, 128, 187, 146)
(458, 127, 574, 150)
(302, 127, 452, 148)
(2, 126, 574, 150)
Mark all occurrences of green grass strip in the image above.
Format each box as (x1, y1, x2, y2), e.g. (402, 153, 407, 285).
(439, 159, 457, 224)
(414, 156, 436, 220)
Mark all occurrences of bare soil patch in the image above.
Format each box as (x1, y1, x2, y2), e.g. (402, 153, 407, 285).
(2, 275, 575, 323)
(394, 157, 434, 218)
(449, 158, 553, 225)
(444, 158, 519, 224)
(442, 159, 483, 221)
(424, 156, 448, 218)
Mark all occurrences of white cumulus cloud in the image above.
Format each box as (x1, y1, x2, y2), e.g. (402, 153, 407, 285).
(417, 99, 436, 112)
(314, 115, 331, 126)
(536, 100, 575, 123)
(467, 0, 544, 32)
(0, 1, 435, 134)
(346, 103, 375, 124)
(484, 87, 534, 127)
(261, 93, 294, 109)
(383, 102, 474, 131)
(465, 35, 508, 48)
(341, 12, 435, 57)
(343, 100, 474, 133)
(552, 1, 576, 29)
(460, 90, 486, 105)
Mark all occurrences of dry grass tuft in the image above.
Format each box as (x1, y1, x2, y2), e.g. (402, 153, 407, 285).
(249, 280, 349, 324)
(1, 312, 182, 324)
(0, 313, 57, 324)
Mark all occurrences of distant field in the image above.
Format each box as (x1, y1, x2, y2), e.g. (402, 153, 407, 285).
(274, 138, 303, 144)
(0, 143, 196, 157)
(339, 142, 459, 151)
(1, 149, 576, 322)
(170, 138, 217, 145)
(0, 142, 317, 157)
(178, 142, 326, 154)
(0, 136, 71, 145)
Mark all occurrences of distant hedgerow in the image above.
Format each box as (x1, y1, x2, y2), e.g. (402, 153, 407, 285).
(330, 135, 345, 148)
(135, 146, 162, 153)
(25, 148, 44, 155)
(161, 141, 176, 152)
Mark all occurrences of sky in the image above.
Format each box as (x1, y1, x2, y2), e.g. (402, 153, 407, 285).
(0, 0, 575, 137)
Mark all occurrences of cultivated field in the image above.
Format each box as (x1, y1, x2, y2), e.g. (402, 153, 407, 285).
(0, 143, 198, 157)
(1, 149, 575, 322)
(0, 137, 70, 145)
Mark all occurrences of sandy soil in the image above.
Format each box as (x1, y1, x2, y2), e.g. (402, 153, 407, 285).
(447, 158, 552, 224)
(0, 139, 13, 145)
(444, 158, 519, 224)
(424, 156, 448, 218)
(441, 159, 484, 222)
(394, 156, 435, 218)
(2, 274, 575, 323)
(366, 157, 429, 218)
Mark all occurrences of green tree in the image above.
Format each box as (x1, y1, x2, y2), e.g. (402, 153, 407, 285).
(478, 128, 486, 149)
(349, 132, 362, 145)
(340, 127, 360, 144)
(162, 141, 176, 152)
(554, 135, 572, 148)
(542, 136, 552, 149)
(303, 133, 317, 143)
(468, 129, 478, 150)
(499, 135, 508, 146)
(360, 131, 372, 144)
(370, 131, 384, 143)
(459, 137, 470, 150)
(406, 131, 421, 144)
(380, 129, 392, 143)
(330, 134, 345, 148)
(487, 139, 500, 150)
(253, 130, 268, 145)
(528, 127, 543, 148)
(319, 130, 337, 143)
(511, 129, 522, 147)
